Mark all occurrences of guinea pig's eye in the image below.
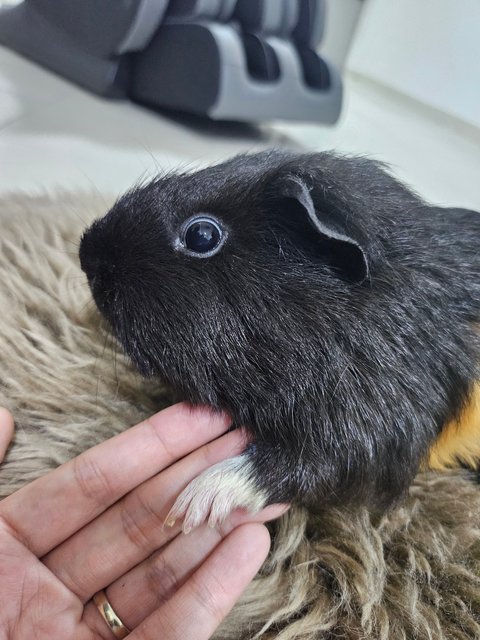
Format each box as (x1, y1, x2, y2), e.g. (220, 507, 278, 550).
(182, 216, 225, 256)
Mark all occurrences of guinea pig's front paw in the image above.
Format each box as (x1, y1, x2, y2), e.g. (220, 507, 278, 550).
(165, 454, 267, 534)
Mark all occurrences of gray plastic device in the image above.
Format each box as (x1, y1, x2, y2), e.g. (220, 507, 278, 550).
(0, 0, 170, 97)
(0, 0, 342, 124)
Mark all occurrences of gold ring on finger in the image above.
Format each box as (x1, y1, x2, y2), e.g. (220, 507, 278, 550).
(93, 589, 131, 639)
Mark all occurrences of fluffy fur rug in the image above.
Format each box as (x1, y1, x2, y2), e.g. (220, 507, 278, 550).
(0, 193, 479, 639)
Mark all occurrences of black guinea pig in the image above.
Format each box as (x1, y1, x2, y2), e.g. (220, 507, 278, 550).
(79, 150, 480, 532)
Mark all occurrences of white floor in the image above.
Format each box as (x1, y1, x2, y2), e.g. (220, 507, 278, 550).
(0, 45, 479, 211)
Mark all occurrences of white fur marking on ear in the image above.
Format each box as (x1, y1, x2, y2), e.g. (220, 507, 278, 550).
(165, 454, 267, 534)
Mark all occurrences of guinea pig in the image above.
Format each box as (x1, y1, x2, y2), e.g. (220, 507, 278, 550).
(79, 150, 480, 532)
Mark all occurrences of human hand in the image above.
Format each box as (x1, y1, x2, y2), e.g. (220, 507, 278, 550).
(0, 404, 287, 639)
(0, 407, 14, 463)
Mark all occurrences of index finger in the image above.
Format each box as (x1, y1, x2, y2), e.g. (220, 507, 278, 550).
(0, 403, 230, 557)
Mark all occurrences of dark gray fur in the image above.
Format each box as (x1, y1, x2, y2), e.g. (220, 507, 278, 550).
(79, 151, 480, 511)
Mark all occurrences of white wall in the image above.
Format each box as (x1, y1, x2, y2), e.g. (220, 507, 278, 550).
(347, 0, 480, 129)
(320, 0, 363, 69)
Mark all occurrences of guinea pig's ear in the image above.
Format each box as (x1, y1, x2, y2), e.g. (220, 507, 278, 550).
(279, 176, 370, 284)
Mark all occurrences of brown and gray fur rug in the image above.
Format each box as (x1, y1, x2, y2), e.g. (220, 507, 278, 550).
(0, 193, 479, 639)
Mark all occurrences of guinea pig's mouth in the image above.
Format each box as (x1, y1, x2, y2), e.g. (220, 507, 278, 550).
(80, 270, 142, 371)
(93, 289, 164, 379)
(85, 276, 113, 319)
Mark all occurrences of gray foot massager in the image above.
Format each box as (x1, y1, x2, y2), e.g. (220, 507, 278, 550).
(0, 0, 342, 123)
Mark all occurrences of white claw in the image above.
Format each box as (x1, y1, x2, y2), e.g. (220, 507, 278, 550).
(165, 455, 267, 533)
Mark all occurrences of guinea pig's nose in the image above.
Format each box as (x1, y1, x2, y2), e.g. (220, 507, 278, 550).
(79, 226, 116, 288)
(79, 231, 99, 283)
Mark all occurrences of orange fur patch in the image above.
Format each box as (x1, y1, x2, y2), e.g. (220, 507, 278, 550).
(428, 383, 480, 470)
